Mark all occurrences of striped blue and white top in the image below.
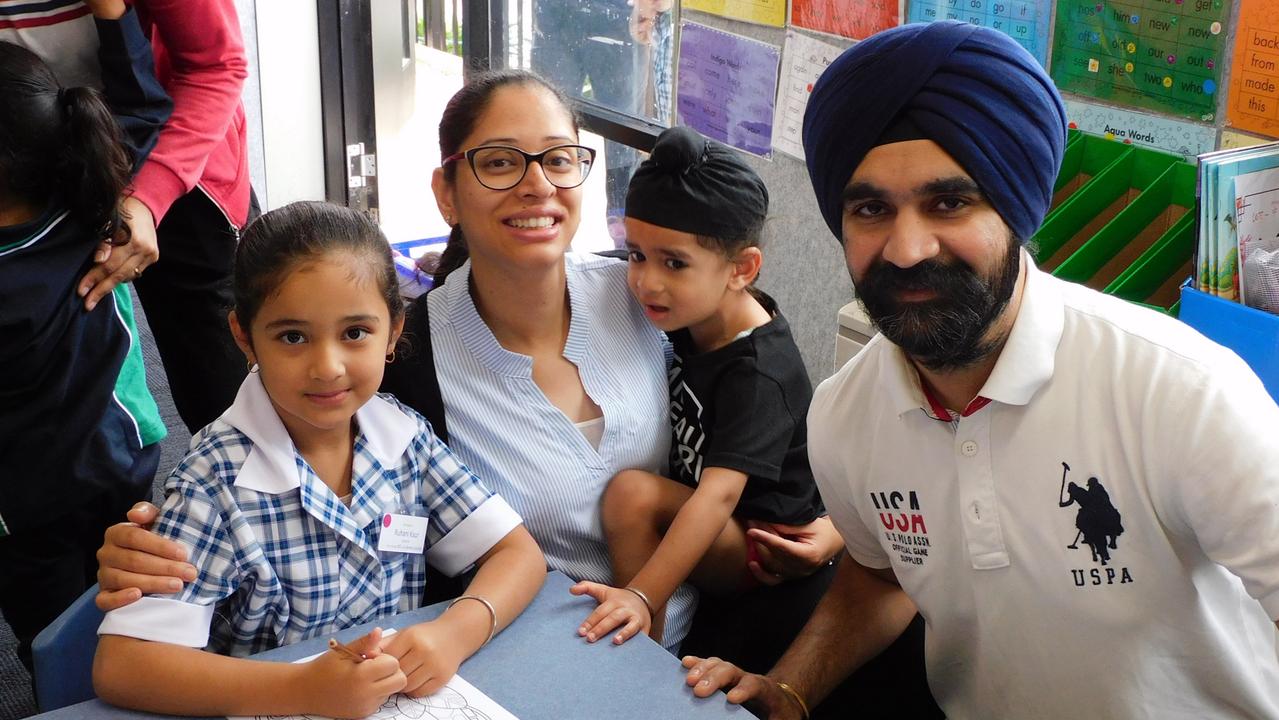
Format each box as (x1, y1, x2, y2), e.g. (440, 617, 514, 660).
(428, 253, 699, 649)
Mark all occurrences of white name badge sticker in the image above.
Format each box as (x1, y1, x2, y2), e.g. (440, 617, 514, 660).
(377, 513, 428, 554)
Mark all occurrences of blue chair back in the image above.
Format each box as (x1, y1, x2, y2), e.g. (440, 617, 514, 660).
(31, 584, 103, 712)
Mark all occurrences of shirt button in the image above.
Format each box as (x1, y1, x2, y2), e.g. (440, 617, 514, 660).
(961, 440, 979, 457)
(971, 502, 981, 520)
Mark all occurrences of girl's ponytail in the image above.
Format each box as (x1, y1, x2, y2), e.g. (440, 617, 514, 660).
(0, 42, 131, 243)
(59, 86, 132, 244)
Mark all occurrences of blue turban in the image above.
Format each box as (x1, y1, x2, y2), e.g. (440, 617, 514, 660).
(801, 21, 1067, 243)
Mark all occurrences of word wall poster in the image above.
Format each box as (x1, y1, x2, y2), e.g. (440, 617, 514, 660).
(1227, 0, 1279, 137)
(677, 22, 782, 157)
(791, 0, 898, 40)
(1051, 0, 1231, 121)
(907, 0, 1052, 66)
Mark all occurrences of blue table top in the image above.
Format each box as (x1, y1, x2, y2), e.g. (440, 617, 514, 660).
(36, 571, 751, 720)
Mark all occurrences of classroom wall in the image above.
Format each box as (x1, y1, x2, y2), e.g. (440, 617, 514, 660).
(682, 10, 856, 388)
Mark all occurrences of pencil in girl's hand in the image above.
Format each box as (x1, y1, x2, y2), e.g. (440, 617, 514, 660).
(327, 637, 366, 663)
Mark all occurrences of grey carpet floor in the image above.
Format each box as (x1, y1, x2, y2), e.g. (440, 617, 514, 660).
(0, 293, 194, 719)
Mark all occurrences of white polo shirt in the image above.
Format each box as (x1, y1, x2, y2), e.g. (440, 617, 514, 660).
(811, 264, 1279, 719)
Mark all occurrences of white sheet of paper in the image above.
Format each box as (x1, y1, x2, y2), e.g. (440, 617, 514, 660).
(772, 30, 847, 160)
(229, 630, 519, 720)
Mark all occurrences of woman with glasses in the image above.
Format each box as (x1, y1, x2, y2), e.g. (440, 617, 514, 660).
(93, 69, 843, 654)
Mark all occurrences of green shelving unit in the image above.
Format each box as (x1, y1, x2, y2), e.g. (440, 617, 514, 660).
(1032, 130, 1196, 314)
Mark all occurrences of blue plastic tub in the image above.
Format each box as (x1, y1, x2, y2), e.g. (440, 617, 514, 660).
(1179, 280, 1279, 402)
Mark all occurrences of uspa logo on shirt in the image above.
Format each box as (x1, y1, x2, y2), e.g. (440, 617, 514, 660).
(1057, 461, 1134, 587)
(871, 490, 930, 566)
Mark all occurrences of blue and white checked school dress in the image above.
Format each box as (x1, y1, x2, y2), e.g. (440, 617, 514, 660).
(98, 373, 522, 657)
(427, 254, 698, 650)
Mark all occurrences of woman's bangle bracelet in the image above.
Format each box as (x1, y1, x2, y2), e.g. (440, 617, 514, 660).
(623, 586, 655, 617)
(774, 680, 811, 720)
(449, 594, 497, 646)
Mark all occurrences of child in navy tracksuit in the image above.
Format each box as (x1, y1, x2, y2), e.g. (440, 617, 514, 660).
(0, 37, 170, 673)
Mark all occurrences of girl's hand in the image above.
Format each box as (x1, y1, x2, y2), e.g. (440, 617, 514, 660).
(379, 621, 466, 698)
(569, 581, 651, 645)
(300, 628, 405, 719)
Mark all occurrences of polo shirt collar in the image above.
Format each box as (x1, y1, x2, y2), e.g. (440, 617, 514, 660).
(223, 373, 418, 494)
(879, 257, 1064, 417)
(978, 260, 1063, 407)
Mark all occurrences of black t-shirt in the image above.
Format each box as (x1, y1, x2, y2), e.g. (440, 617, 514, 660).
(667, 296, 825, 525)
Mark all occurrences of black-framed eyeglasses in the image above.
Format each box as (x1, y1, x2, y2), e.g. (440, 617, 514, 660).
(442, 144, 596, 191)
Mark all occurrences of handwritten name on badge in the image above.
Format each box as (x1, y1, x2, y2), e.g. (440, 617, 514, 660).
(377, 513, 428, 554)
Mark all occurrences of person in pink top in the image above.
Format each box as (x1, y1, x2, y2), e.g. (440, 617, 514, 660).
(2, 0, 255, 432)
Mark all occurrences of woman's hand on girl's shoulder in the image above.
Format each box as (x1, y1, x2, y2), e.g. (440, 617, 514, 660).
(95, 501, 197, 611)
(379, 621, 466, 698)
(569, 581, 651, 645)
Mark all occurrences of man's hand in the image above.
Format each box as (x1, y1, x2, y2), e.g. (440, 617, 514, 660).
(79, 196, 158, 311)
(745, 516, 843, 585)
(569, 581, 652, 645)
(83, 0, 127, 19)
(680, 656, 803, 719)
(95, 502, 196, 611)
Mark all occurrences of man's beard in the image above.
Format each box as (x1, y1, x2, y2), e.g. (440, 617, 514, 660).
(855, 236, 1021, 372)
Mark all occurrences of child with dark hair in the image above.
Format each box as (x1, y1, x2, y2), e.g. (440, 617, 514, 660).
(94, 201, 545, 719)
(572, 126, 828, 644)
(0, 39, 168, 674)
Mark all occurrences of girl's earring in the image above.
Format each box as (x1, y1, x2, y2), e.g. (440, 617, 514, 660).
(247, 360, 260, 373)
(386, 349, 396, 364)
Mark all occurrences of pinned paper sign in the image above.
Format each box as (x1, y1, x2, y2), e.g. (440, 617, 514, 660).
(1226, 0, 1279, 137)
(677, 22, 781, 158)
(773, 31, 848, 160)
(1051, 0, 1230, 121)
(1063, 98, 1216, 158)
(791, 0, 897, 40)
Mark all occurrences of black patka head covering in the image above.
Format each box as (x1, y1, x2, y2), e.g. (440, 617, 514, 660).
(626, 125, 769, 237)
(802, 21, 1067, 244)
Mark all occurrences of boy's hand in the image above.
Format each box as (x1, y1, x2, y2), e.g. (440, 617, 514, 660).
(379, 621, 465, 698)
(302, 628, 405, 719)
(569, 581, 651, 645)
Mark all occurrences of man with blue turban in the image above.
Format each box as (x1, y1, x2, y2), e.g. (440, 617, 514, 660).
(683, 21, 1279, 719)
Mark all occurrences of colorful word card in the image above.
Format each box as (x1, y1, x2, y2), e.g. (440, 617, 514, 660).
(1051, 0, 1230, 121)
(774, 31, 848, 160)
(1226, 0, 1279, 137)
(791, 0, 898, 41)
(906, 0, 1051, 66)
(677, 22, 781, 157)
(684, 0, 786, 26)
(1063, 98, 1216, 157)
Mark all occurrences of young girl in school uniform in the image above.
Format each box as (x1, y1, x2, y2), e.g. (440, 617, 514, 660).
(94, 201, 545, 719)
(571, 127, 827, 644)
